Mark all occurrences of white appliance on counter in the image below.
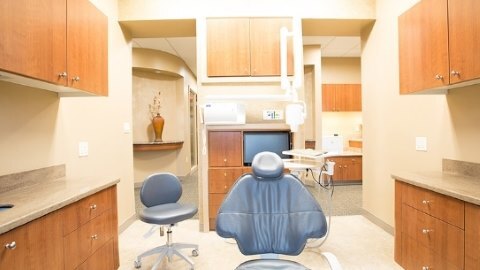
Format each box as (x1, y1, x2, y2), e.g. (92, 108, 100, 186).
(322, 135, 343, 154)
(202, 103, 246, 125)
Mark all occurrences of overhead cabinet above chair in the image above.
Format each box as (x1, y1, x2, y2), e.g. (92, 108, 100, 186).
(398, 0, 480, 94)
(0, 0, 108, 96)
(206, 18, 293, 77)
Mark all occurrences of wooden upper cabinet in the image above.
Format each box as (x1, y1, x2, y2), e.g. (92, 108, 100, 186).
(206, 17, 292, 77)
(208, 131, 242, 167)
(0, 0, 108, 96)
(448, 0, 480, 85)
(207, 18, 250, 77)
(398, 0, 449, 94)
(322, 84, 362, 112)
(67, 0, 108, 96)
(250, 18, 293, 76)
(0, 0, 67, 84)
(398, 0, 480, 94)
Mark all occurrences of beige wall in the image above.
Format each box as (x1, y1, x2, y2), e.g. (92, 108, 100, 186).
(132, 48, 198, 181)
(119, 0, 375, 20)
(361, 0, 480, 227)
(0, 0, 136, 226)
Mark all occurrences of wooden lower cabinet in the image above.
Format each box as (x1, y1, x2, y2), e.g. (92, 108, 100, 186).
(326, 156, 362, 184)
(0, 211, 64, 269)
(395, 180, 480, 270)
(208, 168, 243, 230)
(0, 185, 118, 270)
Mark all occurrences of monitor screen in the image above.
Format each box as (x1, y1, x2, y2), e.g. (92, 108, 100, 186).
(243, 131, 291, 166)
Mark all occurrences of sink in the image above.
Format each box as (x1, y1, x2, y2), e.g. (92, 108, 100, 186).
(0, 204, 14, 212)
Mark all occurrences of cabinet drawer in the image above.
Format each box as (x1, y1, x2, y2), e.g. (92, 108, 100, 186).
(208, 168, 243, 193)
(402, 183, 464, 228)
(77, 239, 115, 270)
(63, 186, 114, 235)
(402, 233, 462, 270)
(64, 210, 114, 270)
(402, 205, 464, 268)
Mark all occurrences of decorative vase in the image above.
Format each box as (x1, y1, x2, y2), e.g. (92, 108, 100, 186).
(152, 113, 165, 142)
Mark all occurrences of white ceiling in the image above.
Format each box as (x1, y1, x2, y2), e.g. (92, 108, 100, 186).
(132, 36, 360, 76)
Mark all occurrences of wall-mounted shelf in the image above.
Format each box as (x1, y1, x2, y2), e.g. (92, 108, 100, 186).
(133, 141, 184, 152)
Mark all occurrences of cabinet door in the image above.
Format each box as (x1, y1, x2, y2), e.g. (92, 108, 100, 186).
(208, 131, 243, 167)
(0, 211, 64, 270)
(322, 84, 336, 112)
(206, 18, 250, 77)
(344, 84, 362, 111)
(0, 0, 66, 84)
(344, 156, 362, 180)
(77, 239, 115, 270)
(250, 18, 293, 76)
(398, 0, 449, 94)
(67, 0, 108, 95)
(327, 157, 344, 181)
(448, 0, 480, 84)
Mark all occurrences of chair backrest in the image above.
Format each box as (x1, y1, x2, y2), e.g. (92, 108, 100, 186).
(140, 173, 182, 207)
(216, 151, 327, 256)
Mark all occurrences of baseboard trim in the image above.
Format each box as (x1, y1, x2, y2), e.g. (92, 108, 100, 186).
(119, 213, 137, 233)
(361, 209, 394, 235)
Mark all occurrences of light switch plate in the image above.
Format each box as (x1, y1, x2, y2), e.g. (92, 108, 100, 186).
(78, 141, 89, 157)
(123, 122, 131, 134)
(415, 137, 427, 151)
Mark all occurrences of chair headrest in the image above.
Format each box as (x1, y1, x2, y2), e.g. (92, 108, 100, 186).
(251, 152, 284, 179)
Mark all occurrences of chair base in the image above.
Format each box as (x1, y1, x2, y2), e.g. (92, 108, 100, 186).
(134, 226, 198, 270)
(236, 259, 309, 270)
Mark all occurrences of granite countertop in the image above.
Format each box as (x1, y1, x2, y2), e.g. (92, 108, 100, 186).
(325, 150, 363, 157)
(392, 171, 480, 206)
(0, 176, 119, 234)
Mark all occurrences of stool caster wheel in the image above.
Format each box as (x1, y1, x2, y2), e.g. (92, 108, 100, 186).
(192, 249, 199, 257)
(134, 260, 142, 268)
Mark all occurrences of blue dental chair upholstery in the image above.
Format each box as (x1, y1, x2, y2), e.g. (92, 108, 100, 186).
(216, 151, 328, 269)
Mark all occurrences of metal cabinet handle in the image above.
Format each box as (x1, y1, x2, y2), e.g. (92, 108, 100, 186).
(91, 234, 98, 240)
(90, 204, 97, 210)
(451, 70, 460, 76)
(422, 229, 432, 234)
(422, 200, 430, 205)
(72, 76, 80, 82)
(5, 241, 16, 250)
(422, 267, 430, 270)
(434, 74, 443, 80)
(58, 72, 67, 78)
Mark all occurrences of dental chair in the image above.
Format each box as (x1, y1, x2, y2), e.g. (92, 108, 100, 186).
(216, 151, 341, 269)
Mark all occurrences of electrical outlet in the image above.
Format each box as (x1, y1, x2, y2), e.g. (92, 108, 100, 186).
(415, 137, 427, 151)
(78, 141, 89, 157)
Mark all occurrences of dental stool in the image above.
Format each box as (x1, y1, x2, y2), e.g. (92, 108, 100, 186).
(134, 173, 199, 270)
(216, 151, 332, 269)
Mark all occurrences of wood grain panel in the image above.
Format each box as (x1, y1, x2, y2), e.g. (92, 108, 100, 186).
(322, 84, 336, 111)
(208, 131, 243, 167)
(465, 203, 480, 270)
(448, 0, 480, 84)
(402, 183, 464, 229)
(402, 204, 464, 269)
(77, 239, 115, 270)
(398, 0, 449, 93)
(63, 210, 113, 270)
(63, 186, 113, 235)
(67, 0, 108, 95)
(394, 181, 403, 265)
(346, 84, 362, 111)
(250, 18, 293, 76)
(207, 18, 250, 77)
(208, 168, 243, 193)
(0, 0, 66, 84)
(0, 211, 64, 269)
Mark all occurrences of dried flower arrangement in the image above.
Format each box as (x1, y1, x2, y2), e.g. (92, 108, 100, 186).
(149, 90, 162, 119)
